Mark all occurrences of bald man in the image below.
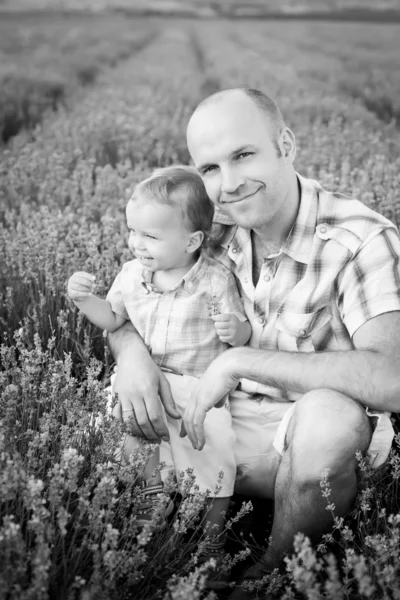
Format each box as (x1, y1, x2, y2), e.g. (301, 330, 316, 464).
(109, 88, 399, 598)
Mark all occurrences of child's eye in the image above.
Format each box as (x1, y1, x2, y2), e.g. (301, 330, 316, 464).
(237, 152, 252, 159)
(203, 165, 218, 175)
(146, 234, 157, 240)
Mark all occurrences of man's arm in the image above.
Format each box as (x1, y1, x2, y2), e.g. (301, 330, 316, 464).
(182, 311, 400, 450)
(232, 311, 400, 411)
(108, 321, 180, 442)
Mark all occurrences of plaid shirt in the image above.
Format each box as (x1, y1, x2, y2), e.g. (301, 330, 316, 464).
(106, 251, 247, 378)
(212, 174, 400, 400)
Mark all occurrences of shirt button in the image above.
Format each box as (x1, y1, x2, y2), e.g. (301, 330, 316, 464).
(298, 329, 307, 336)
(258, 317, 264, 325)
(244, 277, 248, 283)
(264, 275, 271, 282)
(232, 248, 237, 253)
(319, 226, 327, 234)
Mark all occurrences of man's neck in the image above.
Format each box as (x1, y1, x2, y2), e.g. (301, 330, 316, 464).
(252, 172, 301, 248)
(251, 233, 281, 286)
(250, 173, 301, 285)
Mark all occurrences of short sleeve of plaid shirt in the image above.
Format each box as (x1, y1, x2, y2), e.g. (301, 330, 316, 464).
(217, 269, 248, 323)
(338, 227, 400, 337)
(106, 268, 130, 321)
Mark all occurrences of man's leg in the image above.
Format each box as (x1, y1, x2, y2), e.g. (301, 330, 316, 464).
(246, 389, 372, 573)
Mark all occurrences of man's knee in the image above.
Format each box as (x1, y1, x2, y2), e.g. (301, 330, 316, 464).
(285, 389, 372, 483)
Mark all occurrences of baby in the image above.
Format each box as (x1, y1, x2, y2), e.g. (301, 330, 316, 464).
(67, 165, 251, 588)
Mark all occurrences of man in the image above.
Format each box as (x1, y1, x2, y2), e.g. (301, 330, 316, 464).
(109, 88, 400, 598)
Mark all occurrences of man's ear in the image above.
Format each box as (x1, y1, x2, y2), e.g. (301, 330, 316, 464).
(186, 230, 204, 254)
(279, 127, 296, 163)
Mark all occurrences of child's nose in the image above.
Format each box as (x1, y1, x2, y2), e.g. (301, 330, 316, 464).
(135, 234, 146, 250)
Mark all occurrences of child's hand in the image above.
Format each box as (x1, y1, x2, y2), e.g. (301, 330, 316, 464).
(211, 313, 251, 347)
(67, 271, 96, 303)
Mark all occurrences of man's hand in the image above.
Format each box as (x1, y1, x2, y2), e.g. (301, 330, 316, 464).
(110, 336, 181, 442)
(68, 271, 96, 303)
(212, 313, 252, 346)
(181, 350, 240, 450)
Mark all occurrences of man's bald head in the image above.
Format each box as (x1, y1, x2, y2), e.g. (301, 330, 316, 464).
(188, 88, 286, 156)
(186, 87, 298, 234)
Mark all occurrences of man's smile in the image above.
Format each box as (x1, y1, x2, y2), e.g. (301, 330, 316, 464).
(220, 187, 262, 205)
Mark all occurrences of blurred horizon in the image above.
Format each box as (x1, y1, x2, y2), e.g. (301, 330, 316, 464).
(2, 0, 400, 19)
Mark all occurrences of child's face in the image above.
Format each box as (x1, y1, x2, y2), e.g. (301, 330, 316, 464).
(126, 200, 195, 272)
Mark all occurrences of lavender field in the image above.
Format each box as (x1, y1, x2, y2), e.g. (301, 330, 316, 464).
(1, 12, 400, 600)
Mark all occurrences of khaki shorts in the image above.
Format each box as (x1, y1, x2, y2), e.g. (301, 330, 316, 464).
(107, 371, 394, 499)
(108, 371, 236, 497)
(230, 390, 394, 498)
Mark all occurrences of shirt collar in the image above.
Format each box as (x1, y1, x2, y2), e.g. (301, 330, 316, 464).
(282, 173, 320, 265)
(140, 250, 209, 293)
(216, 173, 320, 265)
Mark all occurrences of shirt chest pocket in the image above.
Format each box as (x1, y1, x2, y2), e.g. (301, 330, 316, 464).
(275, 307, 332, 352)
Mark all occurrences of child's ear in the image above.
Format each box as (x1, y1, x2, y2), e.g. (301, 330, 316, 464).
(186, 230, 204, 254)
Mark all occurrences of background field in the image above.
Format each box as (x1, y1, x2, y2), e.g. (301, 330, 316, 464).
(2, 0, 400, 18)
(1, 11, 400, 600)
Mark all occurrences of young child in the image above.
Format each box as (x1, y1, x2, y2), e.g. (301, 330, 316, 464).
(67, 165, 251, 588)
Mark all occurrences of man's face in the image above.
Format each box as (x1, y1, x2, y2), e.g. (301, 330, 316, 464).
(187, 94, 291, 231)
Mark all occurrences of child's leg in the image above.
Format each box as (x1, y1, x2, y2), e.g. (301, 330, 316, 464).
(111, 395, 162, 484)
(108, 380, 173, 527)
(117, 433, 162, 485)
(202, 496, 231, 537)
(118, 434, 173, 527)
(199, 496, 232, 589)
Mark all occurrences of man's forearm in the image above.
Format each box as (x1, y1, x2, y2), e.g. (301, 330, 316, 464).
(228, 347, 400, 412)
(108, 320, 149, 364)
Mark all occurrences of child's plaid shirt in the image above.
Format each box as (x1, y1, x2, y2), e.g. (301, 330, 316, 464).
(212, 173, 400, 400)
(106, 251, 247, 378)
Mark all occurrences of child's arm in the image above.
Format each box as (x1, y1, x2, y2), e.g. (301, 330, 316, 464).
(68, 271, 126, 333)
(212, 313, 252, 347)
(211, 267, 252, 347)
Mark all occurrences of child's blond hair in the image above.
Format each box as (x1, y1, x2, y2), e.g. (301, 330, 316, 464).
(130, 165, 214, 242)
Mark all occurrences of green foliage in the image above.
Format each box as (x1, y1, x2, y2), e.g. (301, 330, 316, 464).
(1, 15, 400, 599)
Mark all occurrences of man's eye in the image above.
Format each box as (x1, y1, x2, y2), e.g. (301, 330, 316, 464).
(237, 152, 252, 159)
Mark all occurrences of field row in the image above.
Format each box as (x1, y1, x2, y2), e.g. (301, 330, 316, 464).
(0, 14, 159, 143)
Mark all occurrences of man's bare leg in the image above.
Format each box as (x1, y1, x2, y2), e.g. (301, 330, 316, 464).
(230, 389, 372, 599)
(259, 390, 372, 570)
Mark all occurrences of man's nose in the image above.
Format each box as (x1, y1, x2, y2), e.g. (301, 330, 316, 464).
(220, 167, 243, 194)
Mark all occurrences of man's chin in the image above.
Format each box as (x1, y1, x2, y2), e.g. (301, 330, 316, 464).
(228, 211, 263, 231)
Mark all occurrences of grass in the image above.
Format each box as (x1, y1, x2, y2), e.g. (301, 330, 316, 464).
(1, 13, 400, 599)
